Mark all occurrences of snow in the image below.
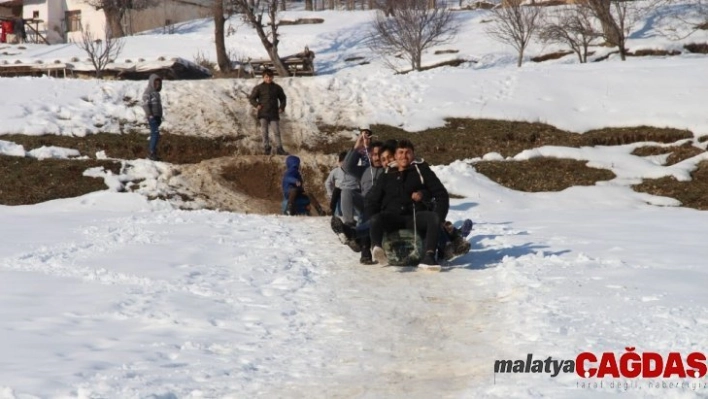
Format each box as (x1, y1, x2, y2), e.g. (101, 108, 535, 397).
(1, 1, 708, 397)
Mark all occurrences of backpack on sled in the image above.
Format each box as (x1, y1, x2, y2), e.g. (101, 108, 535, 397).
(382, 229, 424, 266)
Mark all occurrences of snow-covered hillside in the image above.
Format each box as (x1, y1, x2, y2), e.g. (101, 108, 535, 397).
(1, 4, 708, 138)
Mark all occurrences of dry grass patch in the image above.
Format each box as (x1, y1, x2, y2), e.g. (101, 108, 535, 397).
(304, 123, 356, 154)
(531, 51, 573, 62)
(631, 145, 673, 157)
(582, 126, 692, 146)
(474, 158, 616, 192)
(363, 119, 578, 165)
(337, 119, 693, 166)
(633, 161, 708, 210)
(0, 118, 699, 210)
(434, 49, 459, 55)
(397, 59, 470, 75)
(631, 142, 705, 165)
(3, 133, 240, 164)
(684, 43, 708, 54)
(629, 49, 681, 57)
(0, 156, 120, 205)
(279, 18, 324, 25)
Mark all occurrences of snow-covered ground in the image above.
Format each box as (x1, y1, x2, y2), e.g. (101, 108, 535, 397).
(2, 2, 708, 398)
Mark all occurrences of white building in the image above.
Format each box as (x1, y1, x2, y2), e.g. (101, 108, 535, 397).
(22, 0, 105, 44)
(0, 0, 210, 44)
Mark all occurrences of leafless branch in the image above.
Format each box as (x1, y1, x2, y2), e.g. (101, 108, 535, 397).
(577, 0, 658, 61)
(369, 0, 459, 71)
(74, 24, 125, 79)
(229, 0, 290, 76)
(539, 5, 601, 63)
(486, 0, 543, 67)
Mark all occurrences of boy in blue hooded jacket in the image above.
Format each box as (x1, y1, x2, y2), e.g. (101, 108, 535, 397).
(282, 155, 325, 216)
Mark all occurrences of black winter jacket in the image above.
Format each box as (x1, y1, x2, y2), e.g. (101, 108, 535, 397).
(365, 161, 449, 222)
(249, 82, 287, 121)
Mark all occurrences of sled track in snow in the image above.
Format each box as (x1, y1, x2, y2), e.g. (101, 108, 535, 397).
(258, 220, 510, 399)
(0, 208, 513, 397)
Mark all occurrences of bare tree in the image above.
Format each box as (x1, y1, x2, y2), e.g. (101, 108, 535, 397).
(369, 0, 459, 72)
(83, 0, 155, 38)
(486, 0, 543, 67)
(230, 0, 290, 76)
(579, 0, 625, 59)
(578, 0, 651, 61)
(75, 24, 125, 79)
(214, 0, 231, 72)
(580, 0, 620, 46)
(539, 5, 600, 63)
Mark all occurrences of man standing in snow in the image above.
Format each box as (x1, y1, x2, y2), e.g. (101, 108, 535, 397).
(142, 74, 163, 161)
(249, 69, 287, 155)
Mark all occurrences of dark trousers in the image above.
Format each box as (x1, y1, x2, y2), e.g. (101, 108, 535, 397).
(330, 187, 341, 216)
(370, 211, 440, 253)
(148, 116, 162, 155)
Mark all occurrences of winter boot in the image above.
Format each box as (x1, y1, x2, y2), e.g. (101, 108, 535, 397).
(372, 246, 389, 266)
(359, 238, 376, 265)
(275, 147, 288, 156)
(331, 216, 351, 243)
(419, 251, 441, 271)
(420, 251, 438, 266)
(460, 219, 473, 238)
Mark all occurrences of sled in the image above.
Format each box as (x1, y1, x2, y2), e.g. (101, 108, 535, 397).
(281, 197, 311, 216)
(382, 229, 425, 267)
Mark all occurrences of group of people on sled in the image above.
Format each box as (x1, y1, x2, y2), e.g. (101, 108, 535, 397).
(280, 128, 472, 268)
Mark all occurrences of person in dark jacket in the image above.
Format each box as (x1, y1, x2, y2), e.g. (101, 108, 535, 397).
(142, 74, 163, 161)
(249, 69, 287, 155)
(365, 139, 450, 267)
(15, 19, 26, 43)
(282, 155, 324, 216)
